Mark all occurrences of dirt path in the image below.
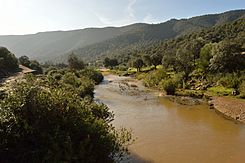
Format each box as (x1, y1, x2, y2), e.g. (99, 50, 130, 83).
(0, 65, 35, 92)
(211, 96, 245, 123)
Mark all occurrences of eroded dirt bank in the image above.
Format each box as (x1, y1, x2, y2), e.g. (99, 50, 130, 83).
(210, 97, 245, 123)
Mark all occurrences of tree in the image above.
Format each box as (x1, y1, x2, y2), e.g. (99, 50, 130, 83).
(197, 43, 214, 72)
(103, 57, 119, 68)
(0, 47, 18, 71)
(19, 56, 31, 67)
(210, 40, 243, 72)
(103, 57, 110, 68)
(185, 38, 205, 65)
(132, 58, 144, 72)
(142, 55, 151, 66)
(29, 60, 43, 74)
(162, 49, 177, 70)
(150, 53, 162, 69)
(68, 53, 85, 70)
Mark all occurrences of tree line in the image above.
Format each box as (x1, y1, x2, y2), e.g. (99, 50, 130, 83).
(103, 18, 245, 97)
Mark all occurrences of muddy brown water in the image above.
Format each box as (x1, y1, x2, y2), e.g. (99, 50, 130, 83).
(94, 75, 245, 163)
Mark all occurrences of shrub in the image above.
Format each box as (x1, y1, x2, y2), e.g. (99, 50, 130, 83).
(160, 79, 176, 95)
(176, 90, 204, 99)
(217, 73, 241, 88)
(78, 69, 104, 85)
(117, 66, 128, 71)
(0, 47, 19, 72)
(171, 72, 185, 89)
(144, 69, 168, 88)
(207, 86, 233, 96)
(0, 71, 132, 162)
(239, 81, 245, 98)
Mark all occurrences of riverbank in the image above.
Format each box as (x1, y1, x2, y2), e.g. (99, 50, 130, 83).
(210, 96, 245, 123)
(102, 71, 245, 124)
(95, 74, 245, 163)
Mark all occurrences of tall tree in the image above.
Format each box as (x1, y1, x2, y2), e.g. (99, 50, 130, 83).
(103, 57, 119, 68)
(132, 58, 144, 72)
(210, 40, 243, 72)
(150, 53, 162, 69)
(68, 53, 85, 70)
(197, 43, 214, 72)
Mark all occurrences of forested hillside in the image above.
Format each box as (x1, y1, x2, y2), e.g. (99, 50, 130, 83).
(68, 9, 245, 62)
(108, 18, 245, 99)
(116, 18, 245, 68)
(0, 10, 244, 62)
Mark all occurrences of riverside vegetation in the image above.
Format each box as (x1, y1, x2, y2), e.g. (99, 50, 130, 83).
(104, 19, 245, 100)
(0, 50, 132, 162)
(0, 10, 245, 162)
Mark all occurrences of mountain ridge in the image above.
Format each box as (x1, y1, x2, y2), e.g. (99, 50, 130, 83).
(0, 9, 244, 62)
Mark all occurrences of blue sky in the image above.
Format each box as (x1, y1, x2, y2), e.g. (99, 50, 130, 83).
(0, 0, 244, 35)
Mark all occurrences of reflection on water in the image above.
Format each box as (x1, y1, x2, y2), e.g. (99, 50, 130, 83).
(95, 75, 245, 163)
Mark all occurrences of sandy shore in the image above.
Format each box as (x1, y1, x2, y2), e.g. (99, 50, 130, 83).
(210, 97, 245, 123)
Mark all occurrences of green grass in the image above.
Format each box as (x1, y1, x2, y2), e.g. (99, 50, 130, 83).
(207, 86, 233, 96)
(176, 89, 204, 98)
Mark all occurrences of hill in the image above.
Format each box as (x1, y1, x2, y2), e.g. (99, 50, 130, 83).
(0, 9, 244, 62)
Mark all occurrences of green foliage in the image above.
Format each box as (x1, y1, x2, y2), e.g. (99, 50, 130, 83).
(143, 69, 168, 88)
(68, 53, 85, 70)
(132, 58, 144, 72)
(0, 47, 18, 75)
(160, 79, 176, 95)
(46, 68, 104, 98)
(171, 72, 185, 89)
(70, 10, 245, 64)
(19, 55, 31, 67)
(116, 65, 128, 71)
(197, 43, 214, 71)
(142, 55, 151, 66)
(162, 53, 177, 70)
(238, 81, 245, 98)
(19, 55, 43, 74)
(176, 89, 204, 99)
(217, 73, 241, 88)
(29, 60, 43, 74)
(103, 57, 119, 68)
(79, 69, 104, 85)
(0, 69, 131, 162)
(210, 40, 243, 72)
(207, 86, 234, 96)
(150, 53, 162, 69)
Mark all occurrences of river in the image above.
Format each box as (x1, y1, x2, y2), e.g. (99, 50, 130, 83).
(94, 74, 245, 163)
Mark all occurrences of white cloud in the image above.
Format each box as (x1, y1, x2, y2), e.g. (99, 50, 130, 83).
(126, 0, 137, 19)
(92, 0, 137, 26)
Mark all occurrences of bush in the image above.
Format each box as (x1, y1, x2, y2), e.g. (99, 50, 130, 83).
(217, 73, 241, 88)
(0, 71, 132, 162)
(117, 66, 128, 71)
(0, 47, 19, 72)
(78, 69, 104, 85)
(160, 79, 176, 95)
(207, 86, 233, 96)
(239, 81, 245, 98)
(176, 90, 204, 99)
(144, 69, 168, 88)
(171, 72, 185, 89)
